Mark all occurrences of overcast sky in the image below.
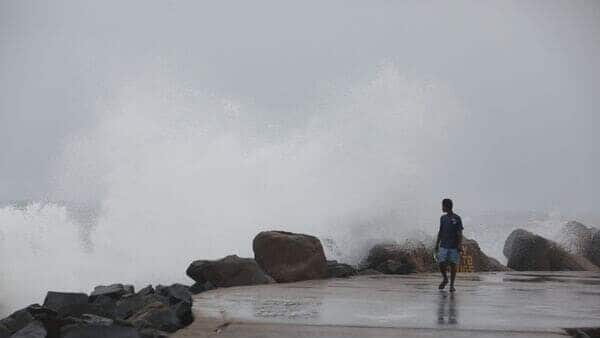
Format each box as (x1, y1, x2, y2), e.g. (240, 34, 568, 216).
(1, 1, 599, 213)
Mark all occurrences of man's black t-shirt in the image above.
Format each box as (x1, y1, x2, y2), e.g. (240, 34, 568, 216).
(439, 213, 463, 249)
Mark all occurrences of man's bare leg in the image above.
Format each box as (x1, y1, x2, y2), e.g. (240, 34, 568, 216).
(439, 263, 449, 289)
(449, 263, 457, 292)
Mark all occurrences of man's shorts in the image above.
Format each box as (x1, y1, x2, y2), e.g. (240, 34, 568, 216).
(437, 247, 460, 265)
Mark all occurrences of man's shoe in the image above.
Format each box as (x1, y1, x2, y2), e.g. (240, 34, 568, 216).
(449, 285, 456, 292)
(438, 279, 449, 290)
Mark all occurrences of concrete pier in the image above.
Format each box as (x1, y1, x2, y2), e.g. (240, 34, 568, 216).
(174, 272, 600, 337)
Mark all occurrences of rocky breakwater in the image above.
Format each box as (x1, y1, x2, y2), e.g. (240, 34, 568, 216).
(503, 228, 600, 271)
(362, 236, 507, 274)
(0, 283, 193, 338)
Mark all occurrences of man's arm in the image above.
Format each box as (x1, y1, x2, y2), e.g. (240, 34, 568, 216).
(435, 217, 442, 252)
(456, 217, 464, 252)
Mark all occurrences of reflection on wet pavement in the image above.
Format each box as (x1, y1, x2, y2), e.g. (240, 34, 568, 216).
(437, 292, 458, 325)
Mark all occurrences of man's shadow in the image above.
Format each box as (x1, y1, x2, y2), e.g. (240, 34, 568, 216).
(437, 291, 458, 325)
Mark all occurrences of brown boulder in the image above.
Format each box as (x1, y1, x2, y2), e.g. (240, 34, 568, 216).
(186, 255, 272, 287)
(503, 229, 599, 271)
(253, 231, 328, 282)
(363, 243, 418, 274)
(461, 237, 509, 272)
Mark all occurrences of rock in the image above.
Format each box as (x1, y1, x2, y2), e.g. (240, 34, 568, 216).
(171, 301, 193, 327)
(590, 231, 600, 267)
(0, 324, 9, 338)
(253, 231, 328, 282)
(461, 237, 509, 272)
(11, 320, 46, 338)
(43, 292, 88, 312)
(557, 221, 600, 267)
(127, 302, 181, 333)
(56, 302, 116, 320)
(189, 281, 215, 295)
(115, 294, 169, 320)
(90, 284, 134, 301)
(0, 307, 34, 333)
(139, 328, 169, 338)
(504, 229, 600, 271)
(60, 322, 141, 338)
(186, 255, 272, 287)
(155, 284, 191, 305)
(137, 285, 154, 297)
(364, 237, 506, 274)
(326, 260, 357, 278)
(363, 243, 416, 274)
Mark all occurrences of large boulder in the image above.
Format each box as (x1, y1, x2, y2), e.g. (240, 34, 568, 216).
(557, 221, 600, 267)
(127, 302, 181, 333)
(115, 294, 169, 320)
(90, 284, 134, 301)
(155, 284, 191, 306)
(0, 307, 34, 334)
(363, 243, 417, 274)
(186, 255, 272, 287)
(461, 237, 509, 272)
(504, 229, 600, 271)
(253, 231, 328, 282)
(43, 292, 88, 312)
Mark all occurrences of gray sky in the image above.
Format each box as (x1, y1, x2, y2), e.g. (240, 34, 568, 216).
(1, 0, 599, 213)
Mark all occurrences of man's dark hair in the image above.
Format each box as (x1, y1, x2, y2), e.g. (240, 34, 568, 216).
(442, 198, 453, 210)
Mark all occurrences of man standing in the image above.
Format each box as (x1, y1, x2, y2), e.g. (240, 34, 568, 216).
(435, 198, 463, 292)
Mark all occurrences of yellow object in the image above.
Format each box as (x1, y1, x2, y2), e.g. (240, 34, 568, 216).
(458, 245, 474, 273)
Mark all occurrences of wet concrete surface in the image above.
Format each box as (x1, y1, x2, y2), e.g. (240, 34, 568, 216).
(174, 272, 600, 337)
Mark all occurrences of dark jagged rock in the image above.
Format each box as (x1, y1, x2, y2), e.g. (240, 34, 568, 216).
(0, 307, 34, 333)
(90, 284, 135, 301)
(56, 303, 115, 320)
(155, 284, 191, 305)
(139, 328, 169, 338)
(171, 301, 193, 327)
(326, 260, 357, 278)
(115, 294, 169, 320)
(186, 255, 272, 287)
(11, 320, 46, 338)
(137, 285, 154, 297)
(189, 281, 215, 295)
(504, 229, 600, 271)
(127, 302, 181, 333)
(60, 322, 141, 338)
(0, 324, 9, 338)
(253, 231, 328, 282)
(43, 292, 88, 312)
